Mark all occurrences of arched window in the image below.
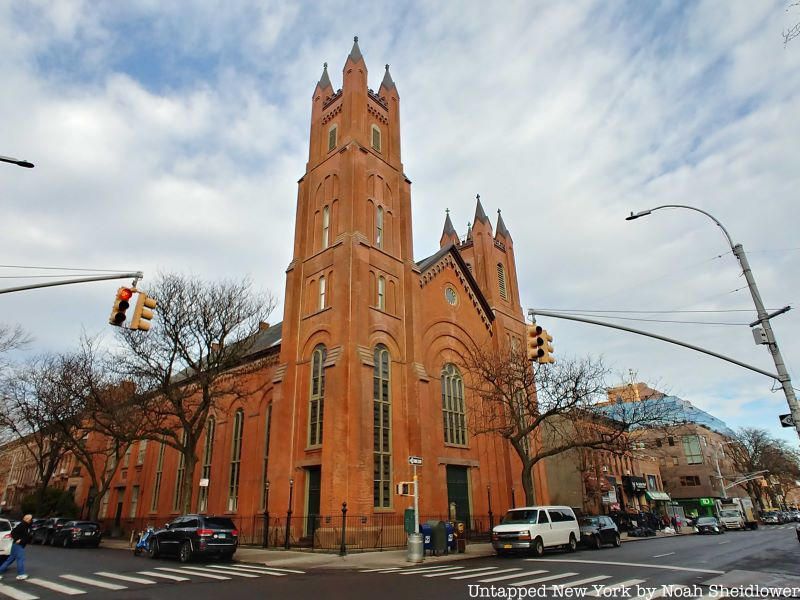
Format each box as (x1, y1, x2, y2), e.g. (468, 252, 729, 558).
(328, 124, 338, 152)
(319, 275, 327, 310)
(377, 276, 386, 310)
(373, 344, 391, 508)
(150, 441, 166, 512)
(227, 409, 244, 512)
(376, 206, 384, 248)
(198, 416, 215, 513)
(308, 345, 326, 447)
(441, 364, 467, 445)
(173, 432, 187, 511)
(371, 124, 382, 152)
(322, 206, 330, 249)
(261, 405, 272, 511)
(497, 263, 508, 300)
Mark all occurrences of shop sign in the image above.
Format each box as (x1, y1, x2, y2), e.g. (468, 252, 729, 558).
(699, 497, 714, 506)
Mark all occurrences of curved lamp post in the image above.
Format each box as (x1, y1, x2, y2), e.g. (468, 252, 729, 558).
(626, 204, 800, 440)
(0, 155, 34, 168)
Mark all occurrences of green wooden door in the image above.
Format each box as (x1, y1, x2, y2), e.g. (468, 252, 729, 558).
(446, 466, 471, 526)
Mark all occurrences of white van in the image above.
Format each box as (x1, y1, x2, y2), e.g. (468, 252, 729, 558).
(492, 506, 581, 556)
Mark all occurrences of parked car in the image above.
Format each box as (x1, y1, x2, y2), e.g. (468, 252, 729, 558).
(32, 517, 72, 545)
(51, 521, 102, 548)
(762, 511, 781, 525)
(696, 516, 725, 535)
(0, 519, 13, 557)
(796, 524, 800, 543)
(578, 515, 621, 549)
(148, 515, 238, 562)
(492, 506, 581, 557)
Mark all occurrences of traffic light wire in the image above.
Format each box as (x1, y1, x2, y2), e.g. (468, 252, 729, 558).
(0, 264, 135, 273)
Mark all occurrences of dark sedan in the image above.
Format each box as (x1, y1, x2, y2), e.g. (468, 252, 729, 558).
(579, 515, 621, 549)
(51, 521, 102, 548)
(696, 516, 725, 535)
(32, 517, 72, 545)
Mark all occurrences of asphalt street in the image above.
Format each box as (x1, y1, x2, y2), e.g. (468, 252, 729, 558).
(0, 525, 794, 600)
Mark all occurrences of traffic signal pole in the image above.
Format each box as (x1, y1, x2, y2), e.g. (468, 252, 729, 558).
(0, 271, 143, 295)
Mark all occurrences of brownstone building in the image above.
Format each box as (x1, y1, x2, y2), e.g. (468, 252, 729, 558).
(41, 39, 546, 542)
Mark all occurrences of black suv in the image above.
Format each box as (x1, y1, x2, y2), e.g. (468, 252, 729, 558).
(51, 521, 102, 548)
(149, 515, 238, 562)
(32, 518, 72, 545)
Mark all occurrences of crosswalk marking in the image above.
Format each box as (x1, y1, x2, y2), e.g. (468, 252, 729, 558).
(177, 566, 258, 578)
(451, 568, 522, 580)
(424, 567, 498, 578)
(137, 570, 190, 581)
(0, 583, 39, 600)
(251, 566, 306, 574)
(510, 572, 579, 587)
(60, 575, 127, 591)
(25, 578, 85, 595)
(209, 564, 289, 576)
(205, 565, 284, 577)
(397, 565, 460, 574)
(360, 568, 402, 573)
(525, 558, 724, 575)
(479, 570, 547, 583)
(400, 566, 463, 576)
(552, 575, 611, 589)
(587, 579, 646, 597)
(154, 567, 230, 580)
(94, 572, 156, 585)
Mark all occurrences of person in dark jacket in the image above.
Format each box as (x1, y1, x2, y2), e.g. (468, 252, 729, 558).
(0, 514, 32, 580)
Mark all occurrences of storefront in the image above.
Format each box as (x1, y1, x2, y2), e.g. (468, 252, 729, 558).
(645, 490, 672, 521)
(677, 497, 716, 520)
(623, 476, 648, 510)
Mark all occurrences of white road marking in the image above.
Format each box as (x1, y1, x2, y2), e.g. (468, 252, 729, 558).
(451, 568, 522, 580)
(478, 570, 548, 583)
(25, 578, 85, 595)
(424, 567, 498, 578)
(0, 583, 40, 600)
(59, 575, 126, 590)
(525, 558, 724, 574)
(210, 564, 290, 576)
(399, 566, 464, 576)
(205, 565, 283, 577)
(396, 565, 460, 574)
(154, 567, 230, 580)
(587, 579, 646, 597)
(552, 575, 612, 589)
(177, 566, 258, 578)
(359, 568, 402, 573)
(511, 572, 579, 586)
(138, 570, 190, 581)
(718, 541, 731, 545)
(653, 552, 675, 558)
(94, 572, 156, 585)
(252, 566, 305, 574)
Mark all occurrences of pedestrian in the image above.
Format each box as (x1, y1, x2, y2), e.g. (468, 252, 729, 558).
(0, 514, 33, 580)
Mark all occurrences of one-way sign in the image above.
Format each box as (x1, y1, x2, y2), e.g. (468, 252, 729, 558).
(408, 456, 423, 466)
(779, 413, 795, 428)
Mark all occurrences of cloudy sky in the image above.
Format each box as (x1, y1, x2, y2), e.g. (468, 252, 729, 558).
(1, 1, 799, 444)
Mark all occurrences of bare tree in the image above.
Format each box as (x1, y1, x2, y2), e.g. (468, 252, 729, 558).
(117, 273, 275, 513)
(0, 355, 71, 501)
(785, 1, 800, 46)
(463, 345, 674, 505)
(0, 324, 29, 374)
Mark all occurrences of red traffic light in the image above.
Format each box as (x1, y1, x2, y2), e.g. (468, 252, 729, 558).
(118, 288, 133, 302)
(109, 287, 134, 326)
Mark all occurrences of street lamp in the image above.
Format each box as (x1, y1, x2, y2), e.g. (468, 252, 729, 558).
(0, 155, 34, 168)
(284, 478, 294, 550)
(262, 480, 270, 548)
(626, 204, 800, 440)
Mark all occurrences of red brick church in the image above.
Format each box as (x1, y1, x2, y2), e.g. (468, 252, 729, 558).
(83, 39, 549, 544)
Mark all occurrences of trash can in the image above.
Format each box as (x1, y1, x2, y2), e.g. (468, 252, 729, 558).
(430, 521, 448, 556)
(445, 521, 456, 553)
(406, 533, 424, 563)
(420, 522, 433, 554)
(454, 521, 466, 553)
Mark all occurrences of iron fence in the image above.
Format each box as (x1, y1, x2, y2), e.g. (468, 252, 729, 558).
(100, 512, 493, 553)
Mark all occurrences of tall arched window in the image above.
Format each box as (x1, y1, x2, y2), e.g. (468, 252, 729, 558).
(322, 206, 330, 249)
(319, 275, 327, 310)
(376, 206, 384, 248)
(198, 416, 215, 513)
(377, 276, 386, 310)
(308, 345, 326, 447)
(441, 364, 467, 445)
(261, 405, 272, 511)
(150, 441, 165, 512)
(497, 263, 508, 300)
(373, 345, 391, 508)
(227, 409, 244, 512)
(172, 432, 187, 511)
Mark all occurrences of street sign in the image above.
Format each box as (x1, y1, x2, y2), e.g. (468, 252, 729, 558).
(779, 413, 795, 428)
(408, 456, 423, 466)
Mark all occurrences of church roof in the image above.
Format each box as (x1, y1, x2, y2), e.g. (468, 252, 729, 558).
(416, 244, 495, 323)
(441, 210, 457, 238)
(495, 209, 511, 240)
(317, 62, 332, 90)
(347, 36, 364, 64)
(474, 194, 490, 224)
(380, 64, 396, 91)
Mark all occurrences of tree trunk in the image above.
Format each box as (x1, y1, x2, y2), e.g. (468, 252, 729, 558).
(521, 461, 536, 506)
(181, 451, 198, 514)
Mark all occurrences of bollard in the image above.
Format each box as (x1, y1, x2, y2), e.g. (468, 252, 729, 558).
(339, 502, 348, 556)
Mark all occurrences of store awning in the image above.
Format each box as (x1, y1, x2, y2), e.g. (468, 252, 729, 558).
(645, 491, 671, 501)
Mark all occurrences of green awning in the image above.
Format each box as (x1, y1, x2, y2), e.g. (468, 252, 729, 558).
(646, 491, 671, 501)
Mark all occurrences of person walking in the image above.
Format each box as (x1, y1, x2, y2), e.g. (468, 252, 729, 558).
(0, 514, 33, 580)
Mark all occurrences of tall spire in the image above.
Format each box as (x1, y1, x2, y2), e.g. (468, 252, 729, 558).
(495, 208, 511, 240)
(439, 208, 459, 248)
(316, 62, 332, 91)
(473, 194, 490, 225)
(347, 35, 364, 65)
(380, 63, 396, 91)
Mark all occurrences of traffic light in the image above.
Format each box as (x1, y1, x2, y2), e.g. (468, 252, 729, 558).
(526, 324, 545, 361)
(538, 328, 555, 364)
(130, 292, 157, 331)
(108, 287, 134, 326)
